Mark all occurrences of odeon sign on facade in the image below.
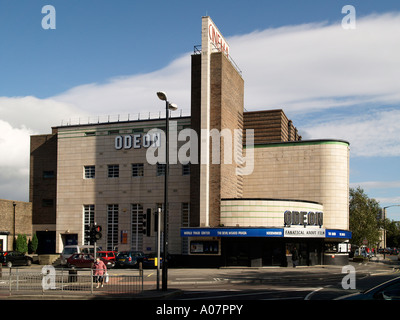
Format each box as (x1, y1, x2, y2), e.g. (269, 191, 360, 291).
(114, 133, 161, 150)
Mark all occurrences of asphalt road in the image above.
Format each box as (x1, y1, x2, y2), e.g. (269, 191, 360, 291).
(5, 256, 400, 300)
(159, 260, 400, 300)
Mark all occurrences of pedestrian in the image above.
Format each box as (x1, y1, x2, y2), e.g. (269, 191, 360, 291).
(92, 257, 107, 288)
(291, 247, 299, 268)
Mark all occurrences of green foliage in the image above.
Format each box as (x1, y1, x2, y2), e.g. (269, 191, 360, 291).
(15, 234, 28, 253)
(28, 234, 39, 254)
(349, 187, 381, 247)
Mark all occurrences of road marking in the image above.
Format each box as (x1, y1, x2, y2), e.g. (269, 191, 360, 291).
(147, 272, 154, 278)
(304, 287, 324, 300)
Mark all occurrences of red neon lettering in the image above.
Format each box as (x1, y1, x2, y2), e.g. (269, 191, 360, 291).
(208, 23, 229, 57)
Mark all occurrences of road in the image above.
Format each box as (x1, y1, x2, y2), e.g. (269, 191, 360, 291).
(153, 258, 400, 300)
(6, 255, 400, 300)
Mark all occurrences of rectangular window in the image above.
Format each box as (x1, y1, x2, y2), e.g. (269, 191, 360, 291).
(132, 163, 144, 177)
(131, 204, 144, 251)
(43, 171, 55, 179)
(84, 166, 95, 179)
(84, 205, 95, 245)
(182, 163, 190, 176)
(181, 203, 190, 254)
(108, 164, 119, 178)
(42, 199, 54, 207)
(107, 204, 119, 251)
(156, 163, 166, 176)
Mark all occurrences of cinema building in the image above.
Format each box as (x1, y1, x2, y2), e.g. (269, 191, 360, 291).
(30, 17, 351, 267)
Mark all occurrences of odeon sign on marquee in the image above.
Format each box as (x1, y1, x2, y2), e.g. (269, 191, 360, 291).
(283, 210, 323, 227)
(114, 133, 161, 150)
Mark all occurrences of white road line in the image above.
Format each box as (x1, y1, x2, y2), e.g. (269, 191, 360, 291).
(304, 287, 324, 300)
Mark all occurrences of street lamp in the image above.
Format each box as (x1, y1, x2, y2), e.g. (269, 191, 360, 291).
(382, 205, 400, 259)
(156, 91, 178, 291)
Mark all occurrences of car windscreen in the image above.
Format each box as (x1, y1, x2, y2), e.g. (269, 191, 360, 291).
(117, 252, 129, 257)
(63, 248, 78, 254)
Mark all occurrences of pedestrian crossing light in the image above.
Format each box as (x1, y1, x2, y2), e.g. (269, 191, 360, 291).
(90, 224, 102, 244)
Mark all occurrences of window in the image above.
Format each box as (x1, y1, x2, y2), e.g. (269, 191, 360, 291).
(157, 163, 166, 176)
(132, 163, 144, 177)
(107, 205, 119, 251)
(108, 165, 119, 178)
(43, 171, 55, 179)
(182, 163, 190, 176)
(108, 130, 120, 135)
(85, 132, 96, 136)
(181, 203, 190, 254)
(42, 199, 54, 207)
(131, 204, 144, 251)
(84, 205, 95, 245)
(84, 166, 95, 179)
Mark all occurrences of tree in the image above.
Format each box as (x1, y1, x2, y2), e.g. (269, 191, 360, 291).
(385, 220, 400, 248)
(28, 234, 39, 254)
(349, 187, 381, 248)
(15, 234, 28, 253)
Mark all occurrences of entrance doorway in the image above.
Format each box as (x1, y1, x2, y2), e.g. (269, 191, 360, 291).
(61, 233, 78, 248)
(286, 240, 323, 266)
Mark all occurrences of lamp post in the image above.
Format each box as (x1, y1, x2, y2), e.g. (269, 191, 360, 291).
(382, 205, 400, 259)
(156, 91, 178, 291)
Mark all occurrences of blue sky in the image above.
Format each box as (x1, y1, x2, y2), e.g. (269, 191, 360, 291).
(1, 0, 400, 220)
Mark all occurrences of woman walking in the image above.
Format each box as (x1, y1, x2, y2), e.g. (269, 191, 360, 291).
(92, 257, 107, 288)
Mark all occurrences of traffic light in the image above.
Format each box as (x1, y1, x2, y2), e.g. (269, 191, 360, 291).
(143, 209, 151, 237)
(90, 224, 102, 244)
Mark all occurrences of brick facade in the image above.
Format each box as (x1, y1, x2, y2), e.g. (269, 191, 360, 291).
(0, 199, 32, 251)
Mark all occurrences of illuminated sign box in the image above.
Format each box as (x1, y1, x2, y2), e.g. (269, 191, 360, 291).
(181, 228, 284, 238)
(181, 228, 351, 239)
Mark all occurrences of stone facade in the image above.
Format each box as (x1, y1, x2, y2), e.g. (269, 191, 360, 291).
(53, 117, 191, 254)
(243, 140, 350, 230)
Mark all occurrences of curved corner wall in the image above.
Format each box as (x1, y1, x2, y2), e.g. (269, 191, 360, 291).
(243, 140, 350, 231)
(220, 199, 323, 228)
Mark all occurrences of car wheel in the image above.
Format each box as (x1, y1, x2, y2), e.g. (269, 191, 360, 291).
(26, 259, 32, 266)
(6, 261, 12, 268)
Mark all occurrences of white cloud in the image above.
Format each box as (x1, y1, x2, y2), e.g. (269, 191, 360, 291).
(302, 109, 400, 157)
(52, 53, 193, 118)
(0, 96, 88, 133)
(229, 13, 400, 113)
(350, 181, 400, 189)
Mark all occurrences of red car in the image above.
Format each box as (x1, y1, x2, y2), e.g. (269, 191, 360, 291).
(67, 253, 115, 268)
(67, 253, 95, 268)
(97, 251, 117, 267)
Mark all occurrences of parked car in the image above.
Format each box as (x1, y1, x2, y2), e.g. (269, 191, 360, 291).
(142, 253, 163, 268)
(115, 251, 145, 268)
(97, 251, 117, 268)
(336, 276, 400, 300)
(67, 253, 95, 268)
(0, 251, 33, 268)
(60, 245, 98, 265)
(66, 253, 113, 269)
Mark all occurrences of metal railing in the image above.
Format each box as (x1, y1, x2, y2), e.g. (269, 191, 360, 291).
(0, 268, 143, 297)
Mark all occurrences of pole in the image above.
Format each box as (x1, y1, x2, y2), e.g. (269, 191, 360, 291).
(383, 208, 386, 260)
(162, 101, 169, 291)
(157, 207, 161, 290)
